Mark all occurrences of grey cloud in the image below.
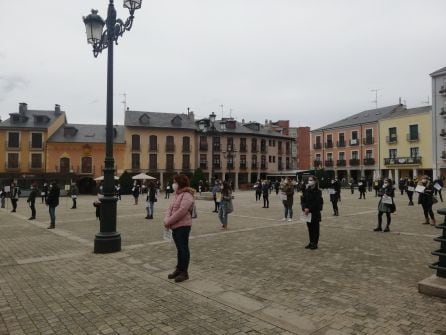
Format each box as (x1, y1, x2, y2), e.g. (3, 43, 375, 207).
(0, 75, 29, 94)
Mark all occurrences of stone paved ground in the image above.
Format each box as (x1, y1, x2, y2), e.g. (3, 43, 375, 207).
(0, 189, 445, 335)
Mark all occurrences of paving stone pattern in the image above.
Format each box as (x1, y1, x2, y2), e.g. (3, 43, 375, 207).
(0, 189, 445, 334)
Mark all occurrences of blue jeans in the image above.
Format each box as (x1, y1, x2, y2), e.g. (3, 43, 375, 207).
(49, 206, 56, 226)
(146, 202, 155, 216)
(218, 200, 228, 226)
(283, 201, 293, 219)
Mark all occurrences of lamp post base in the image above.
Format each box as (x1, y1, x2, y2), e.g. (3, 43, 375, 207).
(94, 231, 121, 253)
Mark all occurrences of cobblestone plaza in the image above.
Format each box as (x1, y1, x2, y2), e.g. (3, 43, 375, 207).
(0, 190, 445, 334)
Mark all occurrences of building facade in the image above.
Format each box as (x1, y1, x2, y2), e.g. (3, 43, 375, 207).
(289, 126, 310, 170)
(378, 106, 432, 180)
(311, 105, 405, 181)
(431, 66, 446, 179)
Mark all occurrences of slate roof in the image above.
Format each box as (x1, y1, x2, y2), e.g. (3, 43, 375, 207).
(47, 124, 126, 144)
(380, 105, 431, 120)
(0, 108, 65, 129)
(205, 120, 292, 139)
(124, 110, 197, 130)
(313, 104, 404, 131)
(430, 66, 446, 77)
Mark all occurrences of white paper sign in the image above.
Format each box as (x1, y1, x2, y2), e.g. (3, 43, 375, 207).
(64, 185, 70, 191)
(163, 229, 173, 241)
(358, 182, 363, 186)
(299, 212, 312, 223)
(328, 188, 336, 195)
(4, 186, 10, 192)
(407, 186, 415, 192)
(434, 183, 442, 191)
(382, 195, 393, 204)
(280, 192, 287, 201)
(415, 185, 426, 193)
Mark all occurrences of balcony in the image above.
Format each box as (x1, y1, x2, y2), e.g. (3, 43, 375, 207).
(260, 164, 268, 170)
(439, 86, 446, 95)
(182, 145, 191, 153)
(131, 145, 140, 152)
(166, 163, 175, 171)
(349, 139, 359, 146)
(239, 164, 247, 170)
(336, 140, 346, 148)
(199, 162, 207, 170)
(325, 142, 333, 148)
(251, 163, 258, 169)
(5, 141, 20, 150)
(226, 163, 234, 170)
(313, 143, 322, 150)
(442, 152, 446, 160)
(29, 141, 44, 150)
(166, 144, 175, 152)
(239, 146, 247, 153)
(325, 160, 334, 167)
(441, 107, 446, 116)
(407, 133, 419, 142)
(5, 162, 20, 170)
(386, 135, 398, 144)
(363, 158, 375, 165)
(251, 146, 258, 153)
(213, 163, 221, 169)
(441, 129, 446, 137)
(313, 160, 322, 168)
(384, 156, 422, 165)
(260, 146, 268, 154)
(349, 158, 360, 166)
(148, 144, 159, 152)
(362, 137, 374, 145)
(213, 144, 221, 152)
(336, 159, 346, 167)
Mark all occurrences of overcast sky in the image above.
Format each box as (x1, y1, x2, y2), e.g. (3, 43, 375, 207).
(1, 0, 446, 129)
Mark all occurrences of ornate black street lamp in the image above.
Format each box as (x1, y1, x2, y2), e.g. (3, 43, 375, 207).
(199, 112, 217, 185)
(83, 0, 142, 253)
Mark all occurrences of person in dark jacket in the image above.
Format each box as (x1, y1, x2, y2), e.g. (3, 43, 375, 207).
(405, 178, 415, 206)
(433, 177, 444, 202)
(358, 178, 366, 199)
(418, 175, 436, 226)
(46, 182, 60, 229)
(301, 175, 323, 250)
(70, 183, 79, 209)
(145, 181, 157, 219)
(10, 182, 20, 212)
(262, 180, 270, 208)
(27, 183, 37, 220)
(132, 182, 140, 205)
(41, 182, 48, 203)
(374, 178, 395, 232)
(280, 177, 294, 222)
(0, 187, 6, 208)
(329, 179, 340, 216)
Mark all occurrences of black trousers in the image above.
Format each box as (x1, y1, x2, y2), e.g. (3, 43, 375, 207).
(331, 200, 338, 214)
(263, 195, 269, 208)
(172, 226, 191, 273)
(11, 199, 18, 211)
(378, 211, 391, 226)
(359, 191, 366, 199)
(30, 202, 36, 218)
(421, 203, 434, 220)
(72, 198, 77, 208)
(407, 192, 414, 203)
(255, 191, 261, 201)
(306, 219, 320, 246)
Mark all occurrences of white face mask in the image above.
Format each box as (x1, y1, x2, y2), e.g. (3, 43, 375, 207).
(383, 183, 388, 187)
(172, 183, 179, 191)
(308, 180, 315, 186)
(422, 179, 427, 183)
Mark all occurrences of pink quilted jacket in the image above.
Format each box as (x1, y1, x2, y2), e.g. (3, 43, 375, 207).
(164, 187, 195, 229)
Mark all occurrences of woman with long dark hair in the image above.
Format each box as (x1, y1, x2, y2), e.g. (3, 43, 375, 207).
(164, 174, 195, 282)
(301, 175, 324, 250)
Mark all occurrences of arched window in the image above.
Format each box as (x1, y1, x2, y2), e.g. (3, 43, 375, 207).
(81, 157, 92, 174)
(60, 157, 70, 174)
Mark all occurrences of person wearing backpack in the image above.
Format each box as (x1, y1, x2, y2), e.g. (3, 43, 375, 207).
(301, 175, 324, 250)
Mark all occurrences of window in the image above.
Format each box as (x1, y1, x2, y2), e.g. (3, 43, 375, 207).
(285, 142, 290, 154)
(166, 136, 175, 152)
(213, 136, 221, 151)
(240, 155, 246, 168)
(269, 156, 272, 163)
(327, 153, 333, 161)
(273, 156, 276, 163)
(365, 128, 373, 139)
(213, 154, 220, 168)
(339, 133, 345, 142)
(200, 154, 207, 169)
(31, 133, 43, 149)
(30, 153, 42, 169)
(182, 136, 190, 152)
(227, 137, 234, 151)
(351, 151, 359, 159)
(8, 132, 19, 148)
(389, 127, 397, 140)
(149, 135, 157, 151)
(166, 154, 174, 170)
(315, 154, 321, 161)
(252, 154, 257, 168)
(389, 149, 397, 158)
(131, 134, 140, 151)
(351, 131, 358, 140)
(251, 138, 257, 152)
(81, 157, 92, 174)
(240, 138, 247, 152)
(260, 139, 267, 153)
(60, 157, 70, 173)
(409, 124, 419, 140)
(327, 134, 333, 143)
(366, 150, 373, 159)
(278, 141, 283, 153)
(131, 153, 140, 169)
(410, 147, 419, 158)
(182, 154, 190, 170)
(286, 157, 290, 169)
(227, 154, 234, 169)
(316, 136, 321, 144)
(199, 135, 208, 151)
(7, 153, 19, 169)
(149, 154, 157, 170)
(261, 155, 267, 168)
(339, 152, 345, 160)
(278, 156, 283, 169)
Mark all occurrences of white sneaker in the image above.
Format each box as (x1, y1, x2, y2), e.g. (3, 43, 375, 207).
(281, 218, 287, 221)
(287, 218, 292, 222)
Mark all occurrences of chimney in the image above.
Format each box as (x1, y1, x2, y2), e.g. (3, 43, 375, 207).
(189, 110, 195, 121)
(265, 118, 268, 125)
(242, 118, 245, 124)
(398, 97, 402, 105)
(55, 104, 61, 115)
(19, 102, 27, 115)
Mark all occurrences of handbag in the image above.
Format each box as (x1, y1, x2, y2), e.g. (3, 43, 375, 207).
(227, 199, 234, 214)
(190, 203, 198, 219)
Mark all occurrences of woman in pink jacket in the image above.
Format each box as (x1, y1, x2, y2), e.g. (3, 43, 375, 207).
(164, 174, 195, 283)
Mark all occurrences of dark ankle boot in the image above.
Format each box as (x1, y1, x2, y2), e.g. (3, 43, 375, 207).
(383, 225, 390, 232)
(174, 272, 189, 283)
(168, 268, 180, 279)
(373, 225, 382, 232)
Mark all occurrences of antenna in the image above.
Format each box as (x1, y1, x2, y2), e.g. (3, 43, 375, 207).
(121, 93, 127, 112)
(371, 89, 381, 109)
(422, 96, 430, 105)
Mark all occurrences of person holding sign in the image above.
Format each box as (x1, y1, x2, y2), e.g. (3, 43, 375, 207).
(329, 178, 340, 216)
(433, 177, 443, 202)
(358, 178, 366, 199)
(301, 175, 323, 250)
(374, 178, 395, 232)
(405, 178, 415, 206)
(417, 175, 436, 226)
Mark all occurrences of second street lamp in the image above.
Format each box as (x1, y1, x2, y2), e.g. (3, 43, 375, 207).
(83, 0, 142, 253)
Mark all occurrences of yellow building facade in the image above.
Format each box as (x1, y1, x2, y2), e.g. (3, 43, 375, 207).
(378, 106, 432, 180)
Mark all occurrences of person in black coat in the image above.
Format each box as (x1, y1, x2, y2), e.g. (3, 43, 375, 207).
(10, 182, 20, 212)
(418, 175, 436, 226)
(145, 181, 157, 219)
(358, 178, 366, 199)
(261, 181, 270, 208)
(27, 184, 37, 220)
(433, 177, 444, 202)
(374, 178, 395, 232)
(405, 178, 415, 206)
(301, 175, 324, 250)
(329, 179, 340, 216)
(46, 182, 60, 229)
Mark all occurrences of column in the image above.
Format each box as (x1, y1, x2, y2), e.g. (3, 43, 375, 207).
(413, 168, 418, 179)
(235, 173, 239, 190)
(160, 173, 164, 190)
(394, 169, 400, 183)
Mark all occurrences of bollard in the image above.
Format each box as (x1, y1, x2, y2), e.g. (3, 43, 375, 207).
(430, 209, 446, 278)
